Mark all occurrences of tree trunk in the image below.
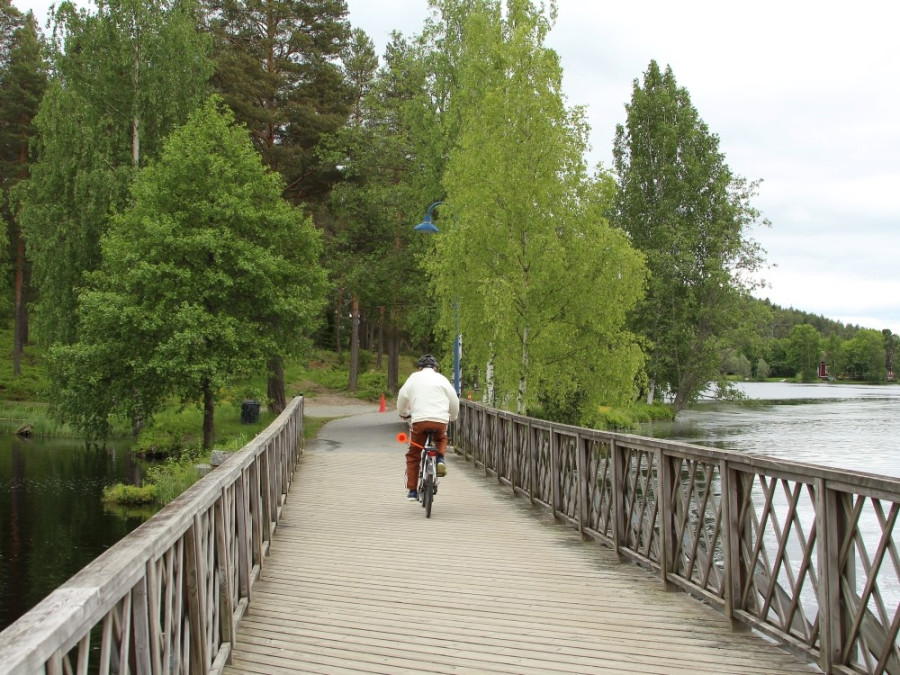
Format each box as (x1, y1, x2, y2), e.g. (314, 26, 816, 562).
(348, 294, 360, 391)
(13, 135, 28, 376)
(334, 289, 343, 354)
(267, 355, 286, 414)
(203, 380, 215, 451)
(376, 305, 384, 370)
(387, 317, 399, 394)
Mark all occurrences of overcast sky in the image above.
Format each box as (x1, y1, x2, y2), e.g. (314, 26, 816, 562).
(19, 0, 900, 334)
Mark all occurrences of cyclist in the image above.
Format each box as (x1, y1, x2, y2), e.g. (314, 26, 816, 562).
(397, 354, 460, 501)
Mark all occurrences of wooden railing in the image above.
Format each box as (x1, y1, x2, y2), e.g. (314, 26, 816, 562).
(0, 396, 304, 675)
(456, 399, 900, 675)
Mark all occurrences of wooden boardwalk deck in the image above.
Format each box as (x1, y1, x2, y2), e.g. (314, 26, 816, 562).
(224, 412, 819, 674)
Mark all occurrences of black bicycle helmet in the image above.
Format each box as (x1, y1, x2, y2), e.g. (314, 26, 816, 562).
(416, 354, 439, 370)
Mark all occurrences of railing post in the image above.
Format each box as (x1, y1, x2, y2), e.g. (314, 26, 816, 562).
(658, 450, 674, 589)
(576, 434, 588, 535)
(818, 478, 851, 672)
(724, 465, 749, 625)
(528, 421, 536, 506)
(550, 429, 560, 520)
(612, 439, 625, 556)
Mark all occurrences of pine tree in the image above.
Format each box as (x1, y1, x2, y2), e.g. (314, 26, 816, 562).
(0, 6, 47, 374)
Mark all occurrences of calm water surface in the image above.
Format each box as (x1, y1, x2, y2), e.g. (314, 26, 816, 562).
(0, 437, 155, 631)
(643, 382, 900, 477)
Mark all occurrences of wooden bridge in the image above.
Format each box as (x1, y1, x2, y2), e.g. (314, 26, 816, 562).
(2, 397, 899, 674)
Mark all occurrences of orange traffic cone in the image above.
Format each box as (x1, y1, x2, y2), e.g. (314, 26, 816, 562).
(379, 394, 386, 413)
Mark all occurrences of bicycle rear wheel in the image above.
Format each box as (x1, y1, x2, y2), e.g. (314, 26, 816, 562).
(423, 474, 434, 518)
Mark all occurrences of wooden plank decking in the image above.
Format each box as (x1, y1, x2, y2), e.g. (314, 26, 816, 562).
(224, 412, 819, 674)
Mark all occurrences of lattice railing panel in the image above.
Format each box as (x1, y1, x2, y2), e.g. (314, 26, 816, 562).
(587, 438, 614, 539)
(450, 400, 900, 674)
(621, 445, 660, 561)
(668, 457, 726, 598)
(533, 428, 552, 505)
(837, 494, 900, 674)
(736, 474, 821, 648)
(0, 398, 305, 675)
(557, 433, 579, 520)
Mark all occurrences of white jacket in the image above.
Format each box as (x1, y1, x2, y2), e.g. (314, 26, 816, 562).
(396, 367, 460, 424)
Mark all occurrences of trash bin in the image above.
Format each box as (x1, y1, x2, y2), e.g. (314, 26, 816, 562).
(240, 400, 260, 424)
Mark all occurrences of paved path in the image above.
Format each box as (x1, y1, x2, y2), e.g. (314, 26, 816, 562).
(223, 407, 819, 674)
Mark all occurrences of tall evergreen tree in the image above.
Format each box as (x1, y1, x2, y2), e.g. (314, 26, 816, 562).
(16, 0, 212, 347)
(205, 0, 352, 207)
(323, 31, 440, 393)
(0, 5, 46, 374)
(204, 0, 352, 408)
(612, 60, 767, 410)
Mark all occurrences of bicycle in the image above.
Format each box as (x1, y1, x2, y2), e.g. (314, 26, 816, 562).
(415, 429, 440, 518)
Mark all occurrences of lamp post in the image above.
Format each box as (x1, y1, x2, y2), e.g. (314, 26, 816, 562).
(415, 201, 462, 395)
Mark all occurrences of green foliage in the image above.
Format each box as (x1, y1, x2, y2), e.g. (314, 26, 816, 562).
(102, 482, 157, 506)
(581, 402, 675, 431)
(207, 0, 351, 207)
(787, 324, 822, 382)
(0, 326, 48, 401)
(845, 329, 887, 382)
(612, 60, 768, 411)
(144, 456, 202, 505)
(433, 0, 645, 417)
(15, 0, 211, 347)
(49, 97, 329, 447)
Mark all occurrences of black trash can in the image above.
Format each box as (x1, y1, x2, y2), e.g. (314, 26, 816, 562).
(240, 399, 260, 424)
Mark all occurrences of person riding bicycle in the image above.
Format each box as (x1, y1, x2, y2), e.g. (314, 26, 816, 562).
(397, 354, 460, 501)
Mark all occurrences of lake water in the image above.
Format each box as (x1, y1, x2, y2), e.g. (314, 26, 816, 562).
(0, 437, 155, 631)
(642, 381, 900, 477)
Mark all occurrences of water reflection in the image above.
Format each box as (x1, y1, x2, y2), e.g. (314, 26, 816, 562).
(0, 437, 157, 631)
(643, 382, 900, 476)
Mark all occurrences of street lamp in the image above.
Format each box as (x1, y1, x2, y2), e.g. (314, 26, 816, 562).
(414, 201, 462, 395)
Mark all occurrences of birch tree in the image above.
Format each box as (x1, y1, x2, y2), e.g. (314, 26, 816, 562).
(431, 0, 645, 417)
(16, 0, 211, 346)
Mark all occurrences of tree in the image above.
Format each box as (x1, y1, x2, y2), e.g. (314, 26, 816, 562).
(612, 60, 767, 411)
(50, 97, 329, 448)
(0, 5, 46, 374)
(786, 324, 822, 382)
(845, 329, 887, 383)
(204, 0, 352, 408)
(432, 0, 646, 417)
(15, 0, 211, 347)
(824, 333, 847, 380)
(321, 30, 444, 394)
(205, 0, 352, 207)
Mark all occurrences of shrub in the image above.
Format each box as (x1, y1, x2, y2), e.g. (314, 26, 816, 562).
(102, 482, 157, 505)
(145, 456, 202, 505)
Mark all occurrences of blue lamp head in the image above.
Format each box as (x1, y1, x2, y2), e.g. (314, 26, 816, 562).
(414, 216, 440, 233)
(414, 201, 444, 233)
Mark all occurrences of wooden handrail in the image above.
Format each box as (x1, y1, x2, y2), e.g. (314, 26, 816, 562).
(454, 399, 900, 675)
(0, 397, 304, 675)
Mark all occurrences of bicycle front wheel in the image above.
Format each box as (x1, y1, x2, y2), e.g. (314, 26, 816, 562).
(423, 474, 434, 518)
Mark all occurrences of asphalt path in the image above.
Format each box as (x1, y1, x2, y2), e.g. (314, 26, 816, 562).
(303, 400, 408, 455)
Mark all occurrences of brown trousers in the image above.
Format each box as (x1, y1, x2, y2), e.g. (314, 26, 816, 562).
(405, 420, 448, 490)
